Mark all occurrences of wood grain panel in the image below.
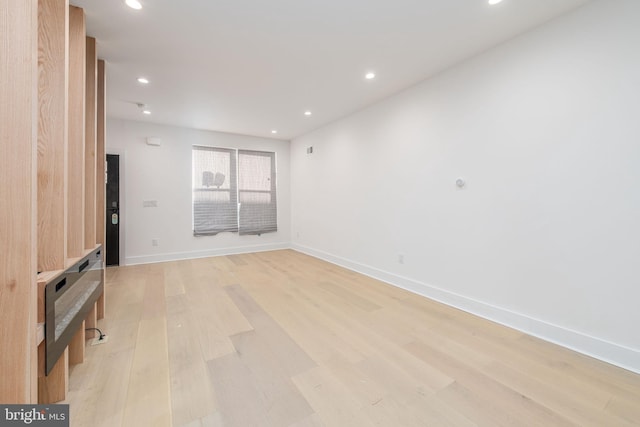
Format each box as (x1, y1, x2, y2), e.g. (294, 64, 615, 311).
(292, 366, 376, 427)
(67, 5, 85, 259)
(38, 345, 68, 404)
(407, 337, 626, 426)
(166, 295, 217, 426)
(228, 330, 315, 425)
(206, 353, 275, 427)
(0, 0, 38, 404)
(37, 280, 46, 325)
(65, 348, 134, 427)
(97, 271, 106, 320)
(96, 59, 106, 246)
(37, 0, 68, 272)
(84, 36, 96, 250)
(85, 302, 97, 339)
(225, 284, 316, 377)
(96, 59, 106, 317)
(122, 317, 172, 427)
(68, 320, 85, 365)
(36, 323, 45, 346)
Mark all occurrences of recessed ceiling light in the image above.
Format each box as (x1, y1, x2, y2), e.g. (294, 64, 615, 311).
(271, 130, 278, 134)
(304, 111, 312, 116)
(365, 72, 376, 80)
(137, 77, 149, 84)
(142, 110, 151, 115)
(125, 0, 142, 10)
(488, 0, 503, 5)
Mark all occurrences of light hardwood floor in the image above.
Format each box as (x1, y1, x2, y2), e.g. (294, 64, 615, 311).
(65, 250, 640, 426)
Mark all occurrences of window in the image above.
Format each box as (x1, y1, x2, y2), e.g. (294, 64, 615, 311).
(192, 146, 277, 236)
(238, 150, 277, 235)
(192, 146, 237, 235)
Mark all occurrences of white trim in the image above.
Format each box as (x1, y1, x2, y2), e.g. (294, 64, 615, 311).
(292, 243, 640, 375)
(125, 242, 290, 265)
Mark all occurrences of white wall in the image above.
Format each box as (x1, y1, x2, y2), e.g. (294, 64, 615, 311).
(107, 119, 291, 265)
(291, 0, 640, 373)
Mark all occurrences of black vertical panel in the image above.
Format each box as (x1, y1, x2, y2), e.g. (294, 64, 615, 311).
(106, 154, 120, 266)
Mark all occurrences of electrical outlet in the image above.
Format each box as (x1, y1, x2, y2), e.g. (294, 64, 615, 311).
(91, 335, 109, 346)
(152, 238, 159, 246)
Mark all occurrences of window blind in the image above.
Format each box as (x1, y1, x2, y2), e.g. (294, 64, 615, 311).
(192, 146, 238, 235)
(238, 150, 277, 235)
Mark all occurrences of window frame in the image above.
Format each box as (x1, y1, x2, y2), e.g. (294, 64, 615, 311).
(191, 146, 277, 236)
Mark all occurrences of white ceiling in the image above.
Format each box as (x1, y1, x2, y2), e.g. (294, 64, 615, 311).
(72, 0, 589, 141)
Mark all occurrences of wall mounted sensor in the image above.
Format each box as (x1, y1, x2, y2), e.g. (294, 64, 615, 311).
(455, 177, 466, 188)
(146, 137, 161, 146)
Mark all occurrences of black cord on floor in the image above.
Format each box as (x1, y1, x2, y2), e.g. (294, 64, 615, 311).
(85, 327, 106, 340)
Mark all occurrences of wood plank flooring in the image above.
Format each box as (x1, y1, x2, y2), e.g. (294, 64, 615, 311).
(65, 250, 640, 426)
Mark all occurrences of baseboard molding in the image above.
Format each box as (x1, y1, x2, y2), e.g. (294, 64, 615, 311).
(125, 242, 291, 266)
(292, 243, 640, 375)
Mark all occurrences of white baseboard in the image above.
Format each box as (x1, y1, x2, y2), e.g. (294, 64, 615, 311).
(292, 243, 640, 375)
(125, 242, 291, 265)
